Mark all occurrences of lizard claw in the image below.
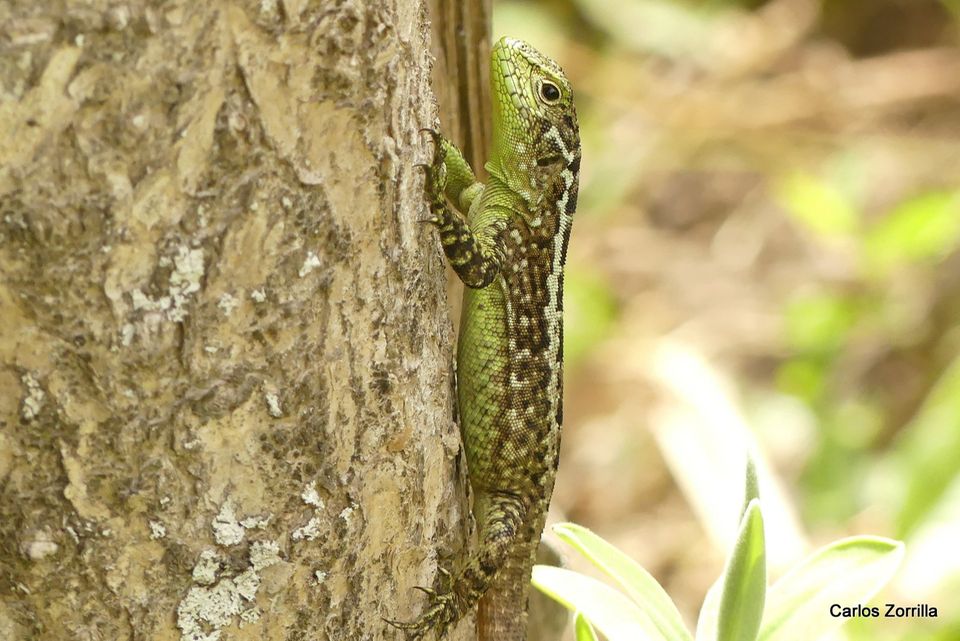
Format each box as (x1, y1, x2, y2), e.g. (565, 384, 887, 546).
(418, 129, 445, 163)
(417, 134, 447, 217)
(386, 567, 460, 639)
(436, 566, 452, 588)
(383, 617, 427, 640)
(413, 585, 436, 598)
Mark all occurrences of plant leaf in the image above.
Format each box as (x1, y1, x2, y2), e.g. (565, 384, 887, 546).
(864, 190, 960, 274)
(532, 565, 669, 641)
(777, 172, 858, 238)
(758, 536, 904, 641)
(695, 577, 722, 641)
(741, 457, 760, 520)
(717, 499, 766, 641)
(553, 523, 693, 641)
(783, 292, 858, 354)
(575, 611, 601, 641)
(894, 354, 960, 537)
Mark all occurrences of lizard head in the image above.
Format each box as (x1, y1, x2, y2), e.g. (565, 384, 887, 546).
(489, 37, 580, 207)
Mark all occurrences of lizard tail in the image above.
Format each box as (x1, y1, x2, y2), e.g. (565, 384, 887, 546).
(477, 542, 537, 641)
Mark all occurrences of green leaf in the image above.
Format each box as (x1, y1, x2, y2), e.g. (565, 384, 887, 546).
(942, 0, 960, 19)
(775, 358, 825, 403)
(758, 536, 904, 641)
(717, 499, 766, 641)
(783, 292, 858, 354)
(575, 611, 601, 641)
(777, 172, 858, 238)
(695, 578, 722, 641)
(894, 354, 960, 536)
(565, 269, 619, 368)
(553, 523, 693, 641)
(865, 191, 960, 274)
(532, 565, 669, 641)
(740, 457, 760, 521)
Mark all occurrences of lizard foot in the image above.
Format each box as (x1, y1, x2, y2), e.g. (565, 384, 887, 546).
(417, 129, 448, 228)
(385, 567, 460, 639)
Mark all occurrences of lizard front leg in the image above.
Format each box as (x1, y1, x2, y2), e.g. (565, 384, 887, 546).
(420, 131, 506, 289)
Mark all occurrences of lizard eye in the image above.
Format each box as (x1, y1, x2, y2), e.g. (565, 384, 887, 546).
(538, 80, 561, 104)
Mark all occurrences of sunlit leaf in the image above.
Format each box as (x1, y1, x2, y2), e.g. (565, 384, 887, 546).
(576, 611, 601, 641)
(865, 191, 960, 274)
(758, 536, 904, 641)
(775, 358, 825, 403)
(717, 500, 766, 641)
(741, 457, 760, 520)
(894, 354, 960, 536)
(532, 565, 669, 641)
(783, 292, 858, 353)
(942, 0, 960, 19)
(777, 172, 858, 238)
(553, 523, 693, 641)
(695, 578, 722, 641)
(565, 269, 619, 368)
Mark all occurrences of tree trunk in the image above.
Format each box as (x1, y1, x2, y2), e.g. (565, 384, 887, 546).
(0, 1, 469, 639)
(427, 0, 492, 173)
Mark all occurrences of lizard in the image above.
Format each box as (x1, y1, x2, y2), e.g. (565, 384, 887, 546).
(391, 36, 580, 640)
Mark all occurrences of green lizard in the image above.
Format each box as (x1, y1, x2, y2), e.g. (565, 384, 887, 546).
(392, 36, 580, 639)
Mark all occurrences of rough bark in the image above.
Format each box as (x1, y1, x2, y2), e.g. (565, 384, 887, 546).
(0, 1, 467, 639)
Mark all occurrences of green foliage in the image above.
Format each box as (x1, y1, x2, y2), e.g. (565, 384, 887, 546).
(576, 612, 602, 641)
(757, 537, 905, 641)
(533, 565, 670, 640)
(565, 269, 619, 368)
(551, 523, 692, 641)
(777, 172, 859, 239)
(893, 355, 960, 537)
(717, 500, 766, 641)
(864, 191, 960, 276)
(783, 292, 859, 354)
(741, 457, 760, 516)
(940, 0, 960, 19)
(772, 172, 960, 535)
(533, 463, 904, 641)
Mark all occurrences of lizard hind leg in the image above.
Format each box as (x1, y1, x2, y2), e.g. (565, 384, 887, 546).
(387, 492, 528, 638)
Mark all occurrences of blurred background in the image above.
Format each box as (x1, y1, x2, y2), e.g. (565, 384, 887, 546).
(491, 1, 960, 639)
